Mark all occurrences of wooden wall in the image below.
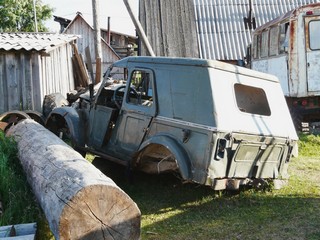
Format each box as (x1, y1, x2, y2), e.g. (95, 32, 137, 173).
(65, 15, 120, 73)
(0, 44, 75, 114)
(139, 0, 199, 57)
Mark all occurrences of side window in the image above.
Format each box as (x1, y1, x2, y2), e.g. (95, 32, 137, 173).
(309, 20, 320, 50)
(234, 83, 271, 116)
(269, 26, 279, 56)
(252, 34, 260, 59)
(127, 70, 154, 107)
(279, 22, 289, 54)
(260, 30, 269, 58)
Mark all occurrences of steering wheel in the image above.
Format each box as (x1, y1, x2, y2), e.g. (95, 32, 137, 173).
(112, 85, 139, 109)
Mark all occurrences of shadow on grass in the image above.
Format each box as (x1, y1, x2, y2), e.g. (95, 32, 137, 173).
(92, 157, 320, 240)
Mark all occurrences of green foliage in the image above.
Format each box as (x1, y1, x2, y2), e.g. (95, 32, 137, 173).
(0, 131, 42, 226)
(0, 0, 53, 32)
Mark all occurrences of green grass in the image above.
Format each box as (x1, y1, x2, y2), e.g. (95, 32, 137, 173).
(92, 134, 320, 240)
(0, 132, 40, 225)
(1, 133, 320, 239)
(0, 131, 52, 239)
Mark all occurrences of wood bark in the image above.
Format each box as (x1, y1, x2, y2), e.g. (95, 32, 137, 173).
(7, 119, 141, 240)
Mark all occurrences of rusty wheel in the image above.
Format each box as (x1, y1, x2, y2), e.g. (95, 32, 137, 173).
(24, 110, 45, 126)
(0, 110, 31, 132)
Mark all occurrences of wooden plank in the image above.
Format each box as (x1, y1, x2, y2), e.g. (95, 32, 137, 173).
(24, 54, 35, 110)
(71, 43, 89, 87)
(0, 223, 36, 238)
(6, 53, 19, 111)
(0, 54, 6, 113)
(95, 57, 102, 84)
(31, 54, 42, 113)
(85, 46, 94, 83)
(66, 43, 75, 91)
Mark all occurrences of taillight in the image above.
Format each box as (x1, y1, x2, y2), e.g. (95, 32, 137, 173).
(302, 99, 308, 106)
(306, 10, 313, 15)
(215, 138, 227, 160)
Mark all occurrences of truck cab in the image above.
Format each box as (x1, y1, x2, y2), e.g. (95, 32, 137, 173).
(250, 3, 320, 131)
(46, 56, 298, 190)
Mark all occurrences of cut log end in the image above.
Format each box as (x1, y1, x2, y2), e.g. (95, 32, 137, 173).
(59, 185, 141, 240)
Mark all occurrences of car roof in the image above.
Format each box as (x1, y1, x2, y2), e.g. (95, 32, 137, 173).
(113, 56, 279, 83)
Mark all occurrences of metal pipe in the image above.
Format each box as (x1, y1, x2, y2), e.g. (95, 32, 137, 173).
(123, 0, 155, 56)
(107, 16, 111, 44)
(33, 0, 38, 32)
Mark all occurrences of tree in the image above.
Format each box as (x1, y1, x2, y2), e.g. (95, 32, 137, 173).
(0, 0, 53, 32)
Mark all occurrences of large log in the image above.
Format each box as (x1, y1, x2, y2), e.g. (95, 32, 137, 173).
(7, 119, 141, 240)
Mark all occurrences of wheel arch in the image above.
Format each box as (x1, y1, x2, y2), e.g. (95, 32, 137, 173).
(137, 134, 192, 181)
(45, 107, 85, 147)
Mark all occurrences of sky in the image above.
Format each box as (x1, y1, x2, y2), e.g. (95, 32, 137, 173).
(41, 0, 139, 36)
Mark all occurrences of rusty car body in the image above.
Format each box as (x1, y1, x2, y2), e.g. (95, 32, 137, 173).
(46, 56, 298, 190)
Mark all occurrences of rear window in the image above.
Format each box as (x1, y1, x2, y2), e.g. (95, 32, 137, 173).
(234, 84, 271, 116)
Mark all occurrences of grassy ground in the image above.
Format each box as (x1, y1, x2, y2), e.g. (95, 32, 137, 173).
(93, 134, 320, 240)
(1, 133, 319, 239)
(0, 132, 51, 239)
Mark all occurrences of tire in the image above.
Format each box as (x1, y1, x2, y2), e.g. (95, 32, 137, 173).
(42, 93, 69, 119)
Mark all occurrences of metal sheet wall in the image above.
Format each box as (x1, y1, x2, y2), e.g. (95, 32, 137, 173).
(194, 0, 320, 60)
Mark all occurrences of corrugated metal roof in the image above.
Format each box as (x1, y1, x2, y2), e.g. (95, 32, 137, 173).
(0, 32, 78, 53)
(193, 0, 320, 60)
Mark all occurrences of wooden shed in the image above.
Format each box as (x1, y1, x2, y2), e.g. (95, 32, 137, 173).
(63, 13, 121, 74)
(0, 32, 77, 114)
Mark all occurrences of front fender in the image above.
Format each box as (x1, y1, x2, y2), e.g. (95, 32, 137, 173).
(45, 107, 85, 147)
(138, 135, 191, 181)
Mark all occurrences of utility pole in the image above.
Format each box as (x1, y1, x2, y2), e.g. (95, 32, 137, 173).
(33, 0, 38, 32)
(92, 0, 102, 83)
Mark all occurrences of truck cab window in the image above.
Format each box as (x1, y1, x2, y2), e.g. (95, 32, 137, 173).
(279, 23, 289, 54)
(309, 20, 320, 50)
(269, 26, 280, 56)
(252, 34, 260, 59)
(260, 30, 269, 58)
(127, 70, 154, 107)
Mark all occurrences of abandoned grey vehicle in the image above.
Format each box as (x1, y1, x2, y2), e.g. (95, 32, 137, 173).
(45, 56, 298, 190)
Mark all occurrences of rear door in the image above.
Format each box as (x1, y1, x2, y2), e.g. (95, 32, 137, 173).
(305, 16, 320, 92)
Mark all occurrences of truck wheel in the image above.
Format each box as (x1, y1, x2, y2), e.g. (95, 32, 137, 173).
(46, 114, 86, 157)
(0, 111, 31, 132)
(135, 144, 178, 174)
(42, 93, 69, 119)
(24, 110, 45, 126)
